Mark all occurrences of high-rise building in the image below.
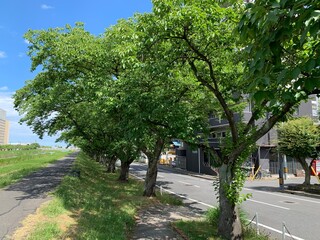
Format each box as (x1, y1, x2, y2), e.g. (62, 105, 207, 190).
(0, 108, 10, 145)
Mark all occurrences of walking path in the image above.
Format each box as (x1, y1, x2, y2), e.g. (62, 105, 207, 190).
(131, 204, 203, 240)
(0, 153, 76, 240)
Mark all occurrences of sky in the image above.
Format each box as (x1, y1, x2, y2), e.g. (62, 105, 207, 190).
(0, 0, 152, 146)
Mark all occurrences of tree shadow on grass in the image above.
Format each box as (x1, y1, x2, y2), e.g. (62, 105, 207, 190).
(4, 155, 76, 200)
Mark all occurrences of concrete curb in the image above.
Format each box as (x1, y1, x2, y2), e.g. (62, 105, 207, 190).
(281, 189, 320, 200)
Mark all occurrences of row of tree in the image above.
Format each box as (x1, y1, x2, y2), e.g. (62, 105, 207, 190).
(0, 143, 40, 151)
(14, 1, 319, 239)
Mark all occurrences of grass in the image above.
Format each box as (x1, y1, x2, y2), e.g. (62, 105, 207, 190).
(0, 149, 71, 188)
(16, 152, 153, 240)
(19, 152, 184, 239)
(27, 222, 62, 240)
(156, 189, 183, 206)
(173, 207, 269, 240)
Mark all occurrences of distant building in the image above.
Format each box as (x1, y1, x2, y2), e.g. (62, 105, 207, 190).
(176, 96, 320, 175)
(0, 108, 10, 144)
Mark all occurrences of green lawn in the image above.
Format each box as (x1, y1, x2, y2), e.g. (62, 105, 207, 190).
(18, 152, 181, 240)
(0, 149, 72, 188)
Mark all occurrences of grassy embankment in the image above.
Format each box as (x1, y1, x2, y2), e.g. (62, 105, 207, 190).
(12, 153, 181, 240)
(8, 151, 267, 239)
(0, 148, 71, 188)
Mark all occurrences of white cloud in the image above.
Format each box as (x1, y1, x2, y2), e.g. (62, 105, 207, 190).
(0, 86, 8, 91)
(0, 51, 7, 58)
(0, 91, 62, 146)
(41, 4, 54, 10)
(24, 39, 30, 44)
(18, 53, 25, 58)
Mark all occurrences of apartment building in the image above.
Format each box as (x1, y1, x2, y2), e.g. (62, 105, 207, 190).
(175, 96, 319, 175)
(0, 108, 10, 145)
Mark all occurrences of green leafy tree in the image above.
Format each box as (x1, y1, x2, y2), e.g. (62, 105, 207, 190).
(278, 117, 320, 185)
(139, 0, 320, 238)
(104, 17, 214, 196)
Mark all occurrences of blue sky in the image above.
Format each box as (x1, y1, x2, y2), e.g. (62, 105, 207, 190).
(0, 0, 152, 146)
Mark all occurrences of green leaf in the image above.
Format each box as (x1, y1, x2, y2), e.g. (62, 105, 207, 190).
(291, 67, 301, 79)
(305, 59, 316, 72)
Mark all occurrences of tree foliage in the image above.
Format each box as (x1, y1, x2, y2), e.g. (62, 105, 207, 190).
(278, 117, 320, 185)
(13, 0, 320, 239)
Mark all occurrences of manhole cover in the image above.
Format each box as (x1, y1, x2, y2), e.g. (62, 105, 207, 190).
(283, 200, 296, 204)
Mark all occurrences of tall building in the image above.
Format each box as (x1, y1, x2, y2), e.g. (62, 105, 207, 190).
(0, 108, 10, 145)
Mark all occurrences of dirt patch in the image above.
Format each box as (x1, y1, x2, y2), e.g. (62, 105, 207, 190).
(10, 200, 76, 240)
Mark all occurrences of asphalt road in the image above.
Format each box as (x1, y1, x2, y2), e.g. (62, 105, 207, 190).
(130, 163, 320, 240)
(0, 153, 76, 240)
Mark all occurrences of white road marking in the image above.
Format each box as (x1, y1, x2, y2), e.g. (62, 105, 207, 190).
(257, 223, 305, 240)
(130, 173, 304, 240)
(157, 168, 210, 182)
(247, 199, 290, 210)
(159, 187, 215, 208)
(178, 181, 200, 188)
(243, 187, 320, 204)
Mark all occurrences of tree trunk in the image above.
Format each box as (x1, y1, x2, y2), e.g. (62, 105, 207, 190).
(297, 157, 311, 185)
(218, 164, 243, 240)
(118, 160, 130, 181)
(143, 138, 164, 197)
(107, 157, 117, 173)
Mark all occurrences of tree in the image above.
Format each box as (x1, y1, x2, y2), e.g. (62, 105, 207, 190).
(103, 17, 214, 196)
(278, 117, 320, 185)
(14, 23, 131, 176)
(14, 19, 212, 195)
(139, 0, 320, 238)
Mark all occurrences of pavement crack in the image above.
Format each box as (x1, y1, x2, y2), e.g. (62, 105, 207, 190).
(0, 199, 23, 217)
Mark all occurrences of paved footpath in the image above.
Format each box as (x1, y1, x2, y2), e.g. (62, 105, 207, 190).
(0, 152, 77, 240)
(131, 204, 203, 240)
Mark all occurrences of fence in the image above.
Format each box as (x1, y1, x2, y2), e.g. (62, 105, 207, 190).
(247, 213, 300, 240)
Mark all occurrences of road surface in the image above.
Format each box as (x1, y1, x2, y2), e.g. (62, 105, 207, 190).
(0, 153, 76, 240)
(130, 163, 320, 240)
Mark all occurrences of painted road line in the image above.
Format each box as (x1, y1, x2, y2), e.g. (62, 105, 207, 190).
(158, 168, 210, 182)
(247, 199, 290, 210)
(159, 187, 214, 208)
(243, 187, 320, 204)
(130, 173, 304, 240)
(178, 181, 200, 188)
(257, 223, 305, 240)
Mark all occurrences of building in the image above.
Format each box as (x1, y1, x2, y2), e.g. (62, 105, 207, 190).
(176, 96, 319, 175)
(0, 108, 10, 145)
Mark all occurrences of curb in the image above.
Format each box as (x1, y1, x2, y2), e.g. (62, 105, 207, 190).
(171, 222, 189, 240)
(281, 189, 320, 200)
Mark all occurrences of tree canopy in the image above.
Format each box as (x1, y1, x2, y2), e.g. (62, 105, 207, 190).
(278, 117, 320, 185)
(13, 0, 320, 239)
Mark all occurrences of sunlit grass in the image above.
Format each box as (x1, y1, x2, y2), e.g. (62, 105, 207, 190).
(27, 222, 61, 240)
(173, 207, 269, 240)
(0, 149, 72, 188)
(43, 153, 151, 239)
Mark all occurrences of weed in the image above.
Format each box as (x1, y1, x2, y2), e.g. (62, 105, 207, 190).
(156, 191, 183, 206)
(27, 222, 61, 240)
(174, 207, 270, 240)
(41, 198, 67, 217)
